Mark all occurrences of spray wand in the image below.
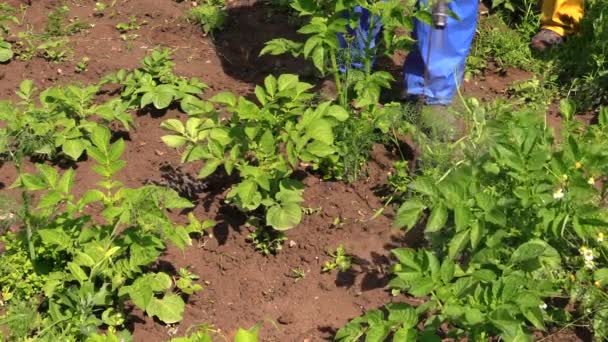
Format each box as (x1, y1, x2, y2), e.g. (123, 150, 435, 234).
(432, 0, 449, 30)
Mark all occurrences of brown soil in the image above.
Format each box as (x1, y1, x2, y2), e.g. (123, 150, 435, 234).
(0, 1, 589, 341)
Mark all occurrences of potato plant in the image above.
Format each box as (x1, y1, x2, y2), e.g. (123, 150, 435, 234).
(161, 73, 349, 231)
(1, 126, 210, 340)
(380, 104, 608, 340)
(0, 80, 132, 163)
(103, 48, 208, 110)
(261, 0, 418, 107)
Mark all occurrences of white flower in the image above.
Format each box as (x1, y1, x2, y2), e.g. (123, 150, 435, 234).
(553, 188, 564, 200)
(580, 246, 597, 270)
(588, 177, 596, 185)
(539, 303, 548, 310)
(562, 174, 569, 181)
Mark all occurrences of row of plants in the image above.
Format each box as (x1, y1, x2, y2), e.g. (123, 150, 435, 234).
(337, 100, 608, 340)
(0, 125, 215, 340)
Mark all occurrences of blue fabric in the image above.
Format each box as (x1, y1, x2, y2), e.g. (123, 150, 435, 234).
(338, 0, 479, 105)
(337, 6, 383, 71)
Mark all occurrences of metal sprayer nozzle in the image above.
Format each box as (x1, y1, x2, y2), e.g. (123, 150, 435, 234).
(432, 0, 449, 30)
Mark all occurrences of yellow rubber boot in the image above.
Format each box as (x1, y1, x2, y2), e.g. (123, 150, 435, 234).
(541, 0, 584, 37)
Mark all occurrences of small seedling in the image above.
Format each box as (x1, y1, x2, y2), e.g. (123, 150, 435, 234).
(322, 245, 352, 273)
(302, 207, 322, 215)
(116, 16, 144, 33)
(75, 56, 89, 73)
(248, 227, 287, 255)
(94, 2, 106, 15)
(175, 268, 203, 295)
(289, 267, 306, 282)
(186, 0, 227, 35)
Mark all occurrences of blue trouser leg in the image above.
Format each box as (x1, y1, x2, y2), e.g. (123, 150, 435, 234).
(404, 0, 479, 105)
(337, 6, 383, 71)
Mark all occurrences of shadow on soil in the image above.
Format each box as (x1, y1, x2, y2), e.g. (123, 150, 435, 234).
(334, 252, 391, 290)
(214, 2, 405, 103)
(213, 3, 310, 86)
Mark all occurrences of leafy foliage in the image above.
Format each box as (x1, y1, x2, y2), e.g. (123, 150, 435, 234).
(103, 48, 208, 110)
(0, 3, 18, 62)
(0, 80, 132, 163)
(161, 73, 348, 231)
(322, 245, 352, 273)
(0, 126, 208, 340)
(336, 303, 433, 342)
(385, 104, 608, 340)
(187, 0, 227, 35)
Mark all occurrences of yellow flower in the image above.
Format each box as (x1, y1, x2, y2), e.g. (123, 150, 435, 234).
(588, 177, 596, 185)
(598, 232, 605, 243)
(562, 174, 569, 181)
(596, 281, 602, 288)
(576, 161, 583, 169)
(569, 274, 576, 281)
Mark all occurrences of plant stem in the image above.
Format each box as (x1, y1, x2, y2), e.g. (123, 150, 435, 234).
(329, 49, 343, 105)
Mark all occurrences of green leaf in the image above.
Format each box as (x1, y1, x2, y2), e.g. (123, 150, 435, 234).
(260, 38, 302, 56)
(277, 74, 299, 92)
(199, 159, 222, 178)
(38, 228, 71, 247)
(160, 119, 186, 134)
(234, 325, 260, 342)
(108, 139, 125, 161)
(67, 262, 88, 284)
(394, 200, 425, 230)
(386, 303, 417, 328)
(57, 168, 75, 194)
(408, 277, 435, 297)
(391, 248, 421, 272)
(327, 104, 349, 121)
(210, 91, 237, 107)
(305, 141, 335, 157)
(0, 40, 13, 62)
(20, 174, 47, 190)
(38, 190, 63, 208)
(470, 220, 484, 249)
(594, 268, 608, 284)
(393, 328, 417, 342)
(448, 229, 470, 259)
(141, 86, 176, 109)
(162, 135, 188, 148)
(440, 259, 455, 284)
(522, 307, 545, 330)
(425, 203, 447, 233)
(511, 239, 548, 264)
(311, 46, 325, 73)
(266, 203, 302, 231)
(146, 294, 185, 324)
(61, 139, 86, 160)
(454, 205, 471, 231)
(465, 308, 484, 325)
(91, 125, 111, 150)
(149, 272, 172, 292)
(365, 324, 390, 342)
(410, 177, 437, 197)
(36, 164, 58, 187)
(559, 99, 575, 121)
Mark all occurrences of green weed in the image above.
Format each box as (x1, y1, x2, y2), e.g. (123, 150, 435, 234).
(322, 245, 352, 273)
(248, 226, 287, 255)
(187, 0, 227, 35)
